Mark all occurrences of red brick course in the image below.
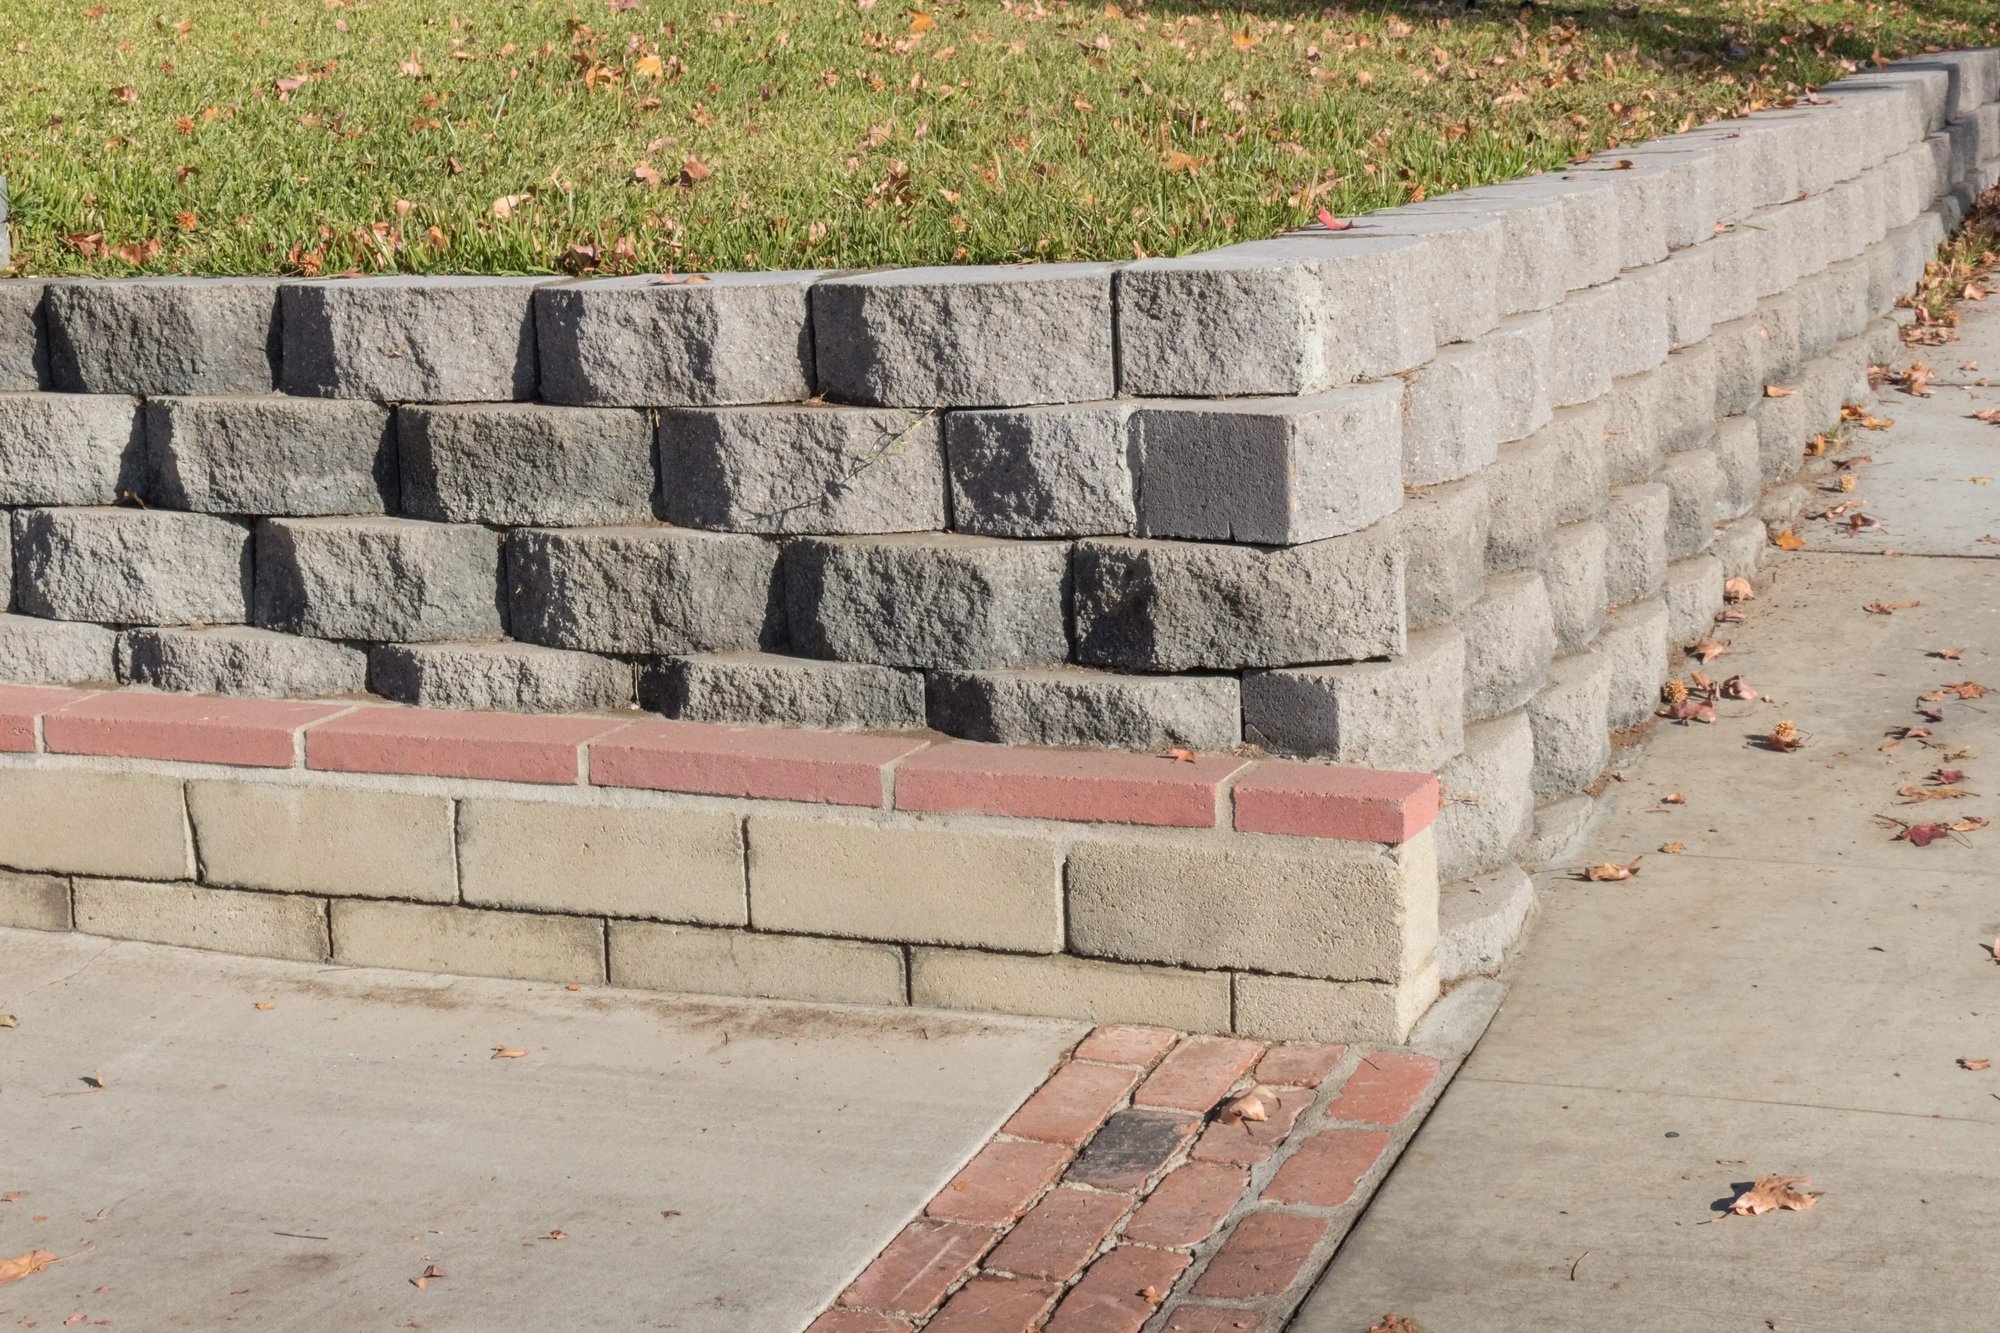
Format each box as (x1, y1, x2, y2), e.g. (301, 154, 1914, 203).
(1073, 1025, 1179, 1068)
(306, 706, 625, 784)
(924, 1138, 1072, 1228)
(1134, 1035, 1265, 1113)
(840, 1220, 995, 1316)
(590, 719, 926, 806)
(922, 1274, 1062, 1332)
(1045, 1246, 1191, 1333)
(1001, 1061, 1140, 1147)
(894, 743, 1248, 828)
(1122, 1161, 1247, 1248)
(982, 1187, 1131, 1281)
(1254, 1043, 1348, 1089)
(0, 684, 97, 753)
(45, 692, 352, 768)
(1260, 1128, 1393, 1208)
(1189, 1088, 1311, 1167)
(1232, 762, 1439, 842)
(1190, 1210, 1330, 1299)
(806, 1311, 913, 1333)
(1324, 1052, 1441, 1125)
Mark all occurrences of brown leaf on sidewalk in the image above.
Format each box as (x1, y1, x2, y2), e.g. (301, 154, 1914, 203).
(1930, 768, 1968, 785)
(410, 1264, 446, 1288)
(1773, 529, 1806, 551)
(1931, 648, 1966, 660)
(1943, 681, 1988, 700)
(1664, 699, 1716, 724)
(1767, 721, 1805, 752)
(0, 1250, 57, 1285)
(1763, 384, 1797, 398)
(1371, 1318, 1424, 1333)
(0, 1014, 16, 1028)
(1728, 1175, 1821, 1215)
(1721, 676, 1759, 700)
(1583, 858, 1642, 882)
(491, 1047, 527, 1060)
(1959, 1059, 1991, 1071)
(1662, 792, 1686, 804)
(1863, 601, 1920, 615)
(1660, 842, 1687, 854)
(1723, 577, 1756, 602)
(1688, 639, 1729, 663)
(1897, 785, 1970, 802)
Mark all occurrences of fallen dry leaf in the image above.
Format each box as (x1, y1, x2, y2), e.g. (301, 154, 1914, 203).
(1968, 477, 1993, 486)
(1662, 792, 1686, 805)
(1315, 206, 1352, 231)
(541, 1229, 568, 1241)
(1723, 577, 1755, 602)
(1689, 639, 1730, 663)
(1728, 1175, 1821, 1216)
(1960, 1058, 1991, 1071)
(1944, 681, 1989, 700)
(0, 1013, 16, 1028)
(1763, 384, 1796, 398)
(491, 1047, 527, 1060)
(1721, 676, 1759, 701)
(1767, 720, 1805, 752)
(1931, 768, 1968, 785)
(1660, 841, 1687, 854)
(1773, 529, 1806, 551)
(1664, 698, 1716, 725)
(1864, 601, 1920, 615)
(410, 1263, 446, 1288)
(1164, 748, 1197, 763)
(1370, 1317, 1424, 1333)
(1583, 858, 1643, 882)
(1219, 1087, 1274, 1123)
(1932, 648, 1966, 660)
(253, 1002, 274, 1011)
(0, 1250, 57, 1284)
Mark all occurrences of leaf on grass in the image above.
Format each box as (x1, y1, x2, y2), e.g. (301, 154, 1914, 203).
(1315, 207, 1352, 231)
(491, 1046, 527, 1059)
(1583, 858, 1642, 882)
(1727, 1175, 1821, 1216)
(491, 194, 532, 220)
(0, 1250, 57, 1285)
(1864, 601, 1919, 615)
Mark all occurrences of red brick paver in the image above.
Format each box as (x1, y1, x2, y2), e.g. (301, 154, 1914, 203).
(925, 1138, 1071, 1227)
(1162, 1305, 1269, 1331)
(923, 1274, 1061, 1332)
(1232, 762, 1438, 843)
(1073, 1025, 1179, 1068)
(1045, 1245, 1191, 1333)
(1001, 1061, 1140, 1147)
(1064, 1109, 1199, 1192)
(895, 743, 1248, 828)
(0, 684, 97, 752)
(983, 1187, 1131, 1281)
(1190, 1088, 1311, 1167)
(1324, 1052, 1441, 1126)
(1261, 1128, 1393, 1208)
(841, 1220, 994, 1316)
(1123, 1161, 1248, 1248)
(806, 1311, 913, 1333)
(306, 706, 624, 784)
(1191, 1211, 1330, 1300)
(44, 692, 351, 767)
(589, 719, 926, 806)
(1134, 1035, 1265, 1112)
(1254, 1043, 1347, 1089)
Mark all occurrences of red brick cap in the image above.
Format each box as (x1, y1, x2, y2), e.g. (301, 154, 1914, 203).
(306, 706, 627, 784)
(895, 742, 1250, 828)
(1231, 762, 1438, 843)
(44, 691, 352, 768)
(0, 684, 99, 753)
(591, 718, 926, 806)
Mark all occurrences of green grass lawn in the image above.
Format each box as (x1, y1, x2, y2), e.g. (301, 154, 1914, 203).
(4, 0, 1997, 277)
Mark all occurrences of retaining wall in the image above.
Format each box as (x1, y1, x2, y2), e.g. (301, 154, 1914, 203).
(2, 51, 1997, 1040)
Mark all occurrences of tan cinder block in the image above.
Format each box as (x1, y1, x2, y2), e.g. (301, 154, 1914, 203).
(910, 948, 1232, 1033)
(746, 815, 1062, 952)
(460, 799, 745, 925)
(188, 780, 455, 902)
(0, 768, 189, 880)
(73, 878, 328, 962)
(608, 921, 904, 1006)
(1066, 827, 1439, 982)
(1232, 958, 1441, 1043)
(0, 870, 71, 931)
(331, 900, 604, 984)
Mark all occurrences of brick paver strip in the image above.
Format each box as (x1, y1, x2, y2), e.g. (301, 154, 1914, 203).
(1073, 1025, 1179, 1068)
(44, 692, 353, 768)
(840, 1219, 995, 1316)
(1254, 1043, 1348, 1089)
(1045, 1245, 1192, 1333)
(1001, 1061, 1141, 1147)
(1189, 1088, 1311, 1167)
(1134, 1035, 1266, 1112)
(589, 719, 927, 806)
(1162, 1305, 1269, 1331)
(1260, 1127, 1393, 1208)
(922, 1274, 1062, 1333)
(1064, 1108, 1200, 1192)
(1231, 762, 1439, 843)
(894, 743, 1248, 828)
(1324, 1052, 1442, 1126)
(306, 706, 626, 784)
(806, 1311, 914, 1333)
(982, 1186, 1132, 1281)
(0, 684, 98, 752)
(1122, 1161, 1248, 1248)
(1190, 1210, 1330, 1300)
(924, 1137, 1072, 1227)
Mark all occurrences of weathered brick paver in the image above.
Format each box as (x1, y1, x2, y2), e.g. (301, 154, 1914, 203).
(806, 1310, 914, 1333)
(1073, 1024, 1179, 1068)
(1261, 1128, 1393, 1208)
(1254, 1042, 1347, 1089)
(1324, 1052, 1442, 1125)
(841, 1220, 995, 1315)
(1001, 1060, 1141, 1147)
(922, 1274, 1062, 1332)
(1191, 1210, 1330, 1299)
(1123, 1161, 1247, 1247)
(1134, 1035, 1265, 1112)
(924, 1137, 1072, 1227)
(983, 1187, 1131, 1280)
(1045, 1246, 1191, 1333)
(1065, 1108, 1199, 1192)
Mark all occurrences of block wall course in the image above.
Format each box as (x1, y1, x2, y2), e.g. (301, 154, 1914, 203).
(45, 277, 280, 396)
(146, 395, 395, 517)
(399, 402, 655, 527)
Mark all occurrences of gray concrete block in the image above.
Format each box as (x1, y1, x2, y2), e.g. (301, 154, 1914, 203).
(1546, 281, 1618, 407)
(1793, 267, 1850, 361)
(534, 271, 819, 407)
(1705, 225, 1774, 325)
(255, 516, 502, 642)
(1755, 292, 1805, 383)
(1477, 170, 1626, 292)
(1114, 252, 1329, 397)
(1660, 243, 1716, 350)
(1539, 401, 1611, 526)
(0, 393, 144, 507)
(0, 869, 70, 932)
(16, 507, 250, 625)
(45, 277, 279, 395)
(1658, 343, 1720, 453)
(1527, 651, 1612, 799)
(1604, 483, 1670, 606)
(1242, 625, 1464, 770)
(1461, 571, 1556, 723)
(0, 509, 9, 610)
(1520, 792, 1596, 870)
(1609, 263, 1674, 381)
(1759, 481, 1812, 538)
(507, 525, 779, 656)
(78, 879, 329, 962)
(0, 278, 48, 390)
(1708, 316, 1769, 418)
(119, 625, 367, 697)
(643, 651, 924, 732)
(662, 403, 944, 536)
(1753, 387, 1813, 484)
(1394, 475, 1489, 630)
(1135, 383, 1403, 544)
(400, 403, 654, 527)
(926, 665, 1240, 751)
(944, 402, 1135, 539)
(1596, 596, 1671, 728)
(1657, 448, 1724, 557)
(1712, 514, 1767, 581)
(1592, 145, 1719, 254)
(1231, 230, 1440, 380)
(369, 640, 632, 713)
(1400, 339, 1501, 486)
(1663, 553, 1726, 649)
(812, 263, 1113, 408)
(146, 395, 394, 517)
(1435, 711, 1534, 883)
(1543, 521, 1608, 654)
(0, 613, 118, 684)
(1360, 209, 1505, 345)
(280, 276, 546, 402)
(1072, 528, 1404, 671)
(1601, 371, 1663, 487)
(1436, 864, 1536, 983)
(1484, 431, 1557, 574)
(786, 533, 1068, 670)
(1401, 187, 1568, 315)
(610, 923, 904, 1007)
(1488, 310, 1556, 443)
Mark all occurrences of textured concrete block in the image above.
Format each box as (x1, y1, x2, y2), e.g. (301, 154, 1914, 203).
(1712, 514, 1767, 581)
(281, 276, 546, 402)
(0, 768, 189, 880)
(1543, 522, 1609, 654)
(1487, 310, 1556, 443)
(1396, 476, 1489, 630)
(747, 814, 1063, 951)
(46, 277, 279, 395)
(1527, 651, 1611, 798)
(1756, 292, 1806, 383)
(1753, 388, 1813, 484)
(1546, 282, 1618, 407)
(643, 651, 924, 731)
(664, 404, 949, 537)
(611, 921, 906, 1007)
(187, 781, 453, 901)
(331, 900, 604, 983)
(1484, 433, 1556, 574)
(1705, 225, 1775, 324)
(508, 525, 778, 656)
(1135, 384, 1403, 544)
(1596, 597, 1671, 728)
(1659, 243, 1716, 350)
(535, 271, 818, 407)
(1241, 626, 1464, 770)
(1469, 170, 1625, 293)
(1663, 553, 1726, 648)
(0, 870, 69, 932)
(1657, 343, 1720, 453)
(1434, 712, 1534, 883)
(1068, 832, 1435, 982)
(255, 516, 501, 642)
(0, 392, 143, 506)
(1436, 864, 1536, 983)
(459, 799, 745, 924)
(1073, 529, 1404, 671)
(812, 263, 1113, 407)
(0, 614, 118, 684)
(0, 279, 48, 390)
(75, 879, 327, 961)
(911, 948, 1231, 1032)
(786, 533, 1067, 670)
(146, 395, 394, 517)
(369, 641, 632, 713)
(1399, 339, 1501, 486)
(1603, 484, 1670, 605)
(399, 403, 654, 526)
(929, 665, 1239, 752)
(1231, 964, 1438, 1043)
(1708, 316, 1769, 418)
(1658, 449, 1724, 557)
(1234, 231, 1439, 380)
(1595, 147, 1716, 257)
(1601, 371, 1663, 487)
(17, 507, 250, 625)
(119, 625, 367, 697)
(1460, 571, 1556, 723)
(1115, 252, 1331, 397)
(1537, 401, 1611, 526)
(1360, 210, 1504, 345)
(1402, 187, 1569, 314)
(945, 402, 1135, 539)
(1608, 264, 1674, 381)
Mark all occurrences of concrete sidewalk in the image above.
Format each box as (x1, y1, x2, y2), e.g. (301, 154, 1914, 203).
(1294, 318, 2000, 1330)
(0, 931, 1079, 1331)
